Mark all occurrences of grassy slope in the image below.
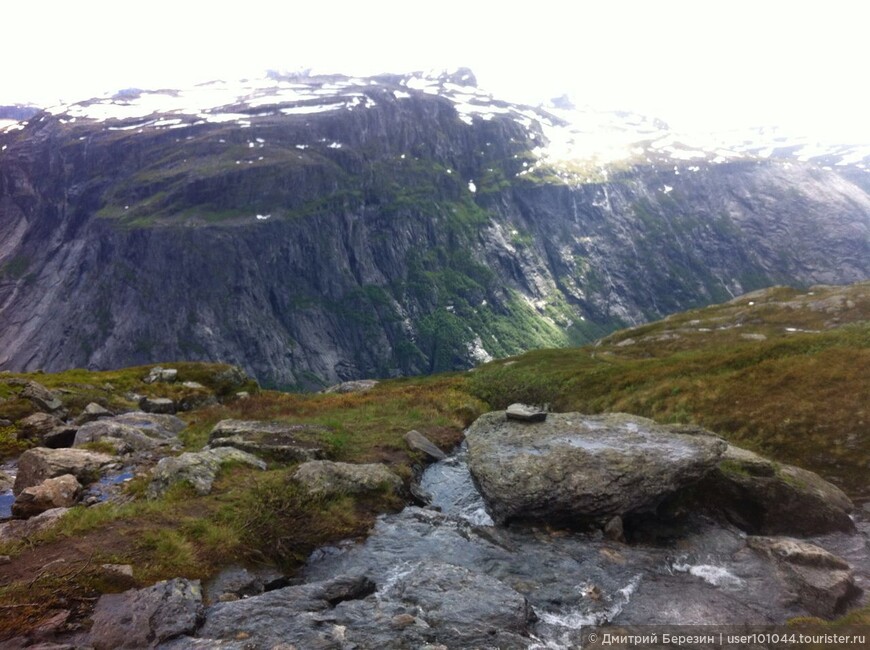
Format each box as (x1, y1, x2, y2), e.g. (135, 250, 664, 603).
(0, 282, 868, 636)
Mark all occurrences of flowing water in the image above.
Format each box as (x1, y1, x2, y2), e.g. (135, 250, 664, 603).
(300, 443, 870, 648)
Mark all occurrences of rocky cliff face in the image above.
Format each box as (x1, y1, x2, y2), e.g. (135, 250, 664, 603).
(1, 71, 868, 387)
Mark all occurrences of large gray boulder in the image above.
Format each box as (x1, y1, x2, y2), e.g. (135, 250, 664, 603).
(148, 447, 266, 498)
(111, 411, 186, 438)
(693, 445, 855, 535)
(208, 419, 326, 461)
(466, 411, 727, 524)
(13, 447, 115, 494)
(88, 578, 203, 649)
(748, 537, 862, 618)
(12, 474, 81, 518)
(74, 401, 113, 425)
(293, 460, 402, 497)
(321, 379, 379, 394)
(139, 396, 177, 414)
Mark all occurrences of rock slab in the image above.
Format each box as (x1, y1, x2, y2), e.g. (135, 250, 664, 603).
(466, 411, 727, 524)
(404, 430, 447, 460)
(293, 460, 402, 497)
(209, 419, 325, 461)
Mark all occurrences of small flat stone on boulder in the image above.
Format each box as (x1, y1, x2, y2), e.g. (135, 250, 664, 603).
(209, 419, 325, 461)
(12, 474, 82, 518)
(13, 447, 115, 494)
(293, 461, 402, 497)
(467, 411, 726, 524)
(89, 578, 203, 650)
(505, 403, 547, 422)
(148, 447, 266, 498)
(404, 430, 446, 461)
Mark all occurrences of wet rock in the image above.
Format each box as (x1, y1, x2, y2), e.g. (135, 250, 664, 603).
(321, 379, 379, 394)
(20, 381, 66, 416)
(197, 575, 376, 647)
(13, 447, 115, 494)
(466, 411, 726, 524)
(74, 402, 112, 425)
(0, 469, 11, 491)
(17, 412, 61, 441)
(403, 430, 446, 461)
(148, 447, 266, 498)
(693, 445, 855, 535)
(139, 396, 177, 414)
(208, 419, 325, 461)
(89, 578, 203, 650)
(204, 565, 282, 603)
(0, 507, 68, 541)
(74, 417, 181, 452)
(748, 537, 862, 618)
(505, 403, 547, 422)
(12, 474, 82, 518)
(293, 460, 402, 497)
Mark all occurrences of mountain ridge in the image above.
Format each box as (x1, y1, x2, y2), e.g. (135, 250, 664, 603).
(1, 70, 868, 387)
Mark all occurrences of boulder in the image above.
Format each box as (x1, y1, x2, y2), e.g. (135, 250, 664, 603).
(403, 430, 447, 460)
(139, 396, 177, 414)
(748, 537, 862, 617)
(0, 507, 68, 542)
(74, 402, 112, 425)
(208, 419, 325, 461)
(17, 412, 61, 441)
(12, 474, 82, 518)
(13, 447, 115, 494)
(111, 412, 186, 438)
(148, 447, 266, 498)
(74, 416, 182, 452)
(20, 381, 66, 415)
(0, 469, 12, 492)
(505, 403, 547, 422)
(89, 578, 203, 650)
(293, 461, 402, 497)
(693, 445, 855, 535)
(321, 379, 379, 394)
(466, 411, 727, 524)
(142, 366, 178, 384)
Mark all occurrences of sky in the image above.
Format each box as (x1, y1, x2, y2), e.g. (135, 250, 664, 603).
(1, 0, 867, 141)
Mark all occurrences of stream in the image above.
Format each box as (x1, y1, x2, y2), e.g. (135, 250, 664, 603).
(300, 443, 870, 649)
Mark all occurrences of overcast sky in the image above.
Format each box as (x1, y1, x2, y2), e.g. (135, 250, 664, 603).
(2, 0, 867, 140)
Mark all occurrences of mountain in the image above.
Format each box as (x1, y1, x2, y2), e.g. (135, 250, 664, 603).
(1, 69, 868, 387)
